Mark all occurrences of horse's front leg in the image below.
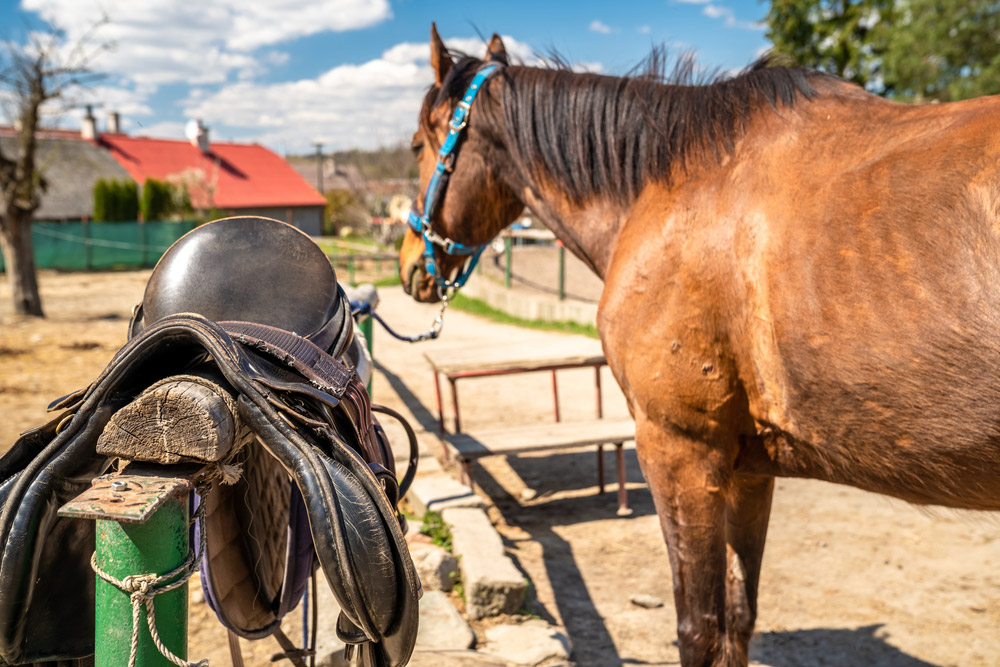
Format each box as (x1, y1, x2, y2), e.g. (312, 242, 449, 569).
(637, 415, 770, 667)
(724, 472, 773, 664)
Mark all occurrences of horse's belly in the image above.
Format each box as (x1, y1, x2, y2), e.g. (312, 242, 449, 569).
(742, 323, 1000, 510)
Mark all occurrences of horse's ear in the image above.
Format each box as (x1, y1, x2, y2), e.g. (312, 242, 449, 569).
(485, 33, 509, 65)
(430, 23, 453, 86)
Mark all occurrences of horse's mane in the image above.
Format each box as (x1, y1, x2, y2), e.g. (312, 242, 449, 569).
(426, 51, 827, 205)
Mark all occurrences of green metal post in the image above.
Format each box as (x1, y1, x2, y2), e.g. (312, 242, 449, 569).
(359, 316, 374, 396)
(94, 497, 189, 666)
(84, 221, 92, 271)
(504, 237, 512, 289)
(557, 242, 566, 301)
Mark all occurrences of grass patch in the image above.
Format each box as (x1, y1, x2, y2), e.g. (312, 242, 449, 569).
(316, 236, 378, 255)
(450, 293, 600, 339)
(420, 510, 453, 552)
(372, 274, 402, 287)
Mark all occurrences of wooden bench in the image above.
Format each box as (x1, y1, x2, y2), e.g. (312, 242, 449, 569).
(425, 342, 636, 514)
(443, 418, 635, 514)
(424, 340, 608, 434)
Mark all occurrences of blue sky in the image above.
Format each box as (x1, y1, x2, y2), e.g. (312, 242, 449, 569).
(0, 0, 771, 154)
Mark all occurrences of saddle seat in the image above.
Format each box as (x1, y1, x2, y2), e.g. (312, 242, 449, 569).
(130, 215, 352, 355)
(0, 217, 419, 667)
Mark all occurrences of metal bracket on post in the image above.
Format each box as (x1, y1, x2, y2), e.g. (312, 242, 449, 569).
(59, 464, 205, 667)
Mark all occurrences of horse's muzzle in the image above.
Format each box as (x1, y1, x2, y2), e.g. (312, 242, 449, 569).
(402, 262, 442, 303)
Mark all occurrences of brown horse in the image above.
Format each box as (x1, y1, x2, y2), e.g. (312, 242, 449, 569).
(399, 24, 1000, 666)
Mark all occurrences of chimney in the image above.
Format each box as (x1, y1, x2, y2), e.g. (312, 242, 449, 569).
(185, 119, 210, 153)
(107, 111, 121, 134)
(81, 105, 97, 141)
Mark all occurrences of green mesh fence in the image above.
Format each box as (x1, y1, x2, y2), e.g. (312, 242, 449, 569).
(0, 221, 196, 272)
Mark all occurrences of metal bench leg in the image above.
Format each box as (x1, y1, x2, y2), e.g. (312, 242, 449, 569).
(450, 377, 462, 433)
(460, 459, 473, 488)
(615, 442, 632, 516)
(433, 371, 444, 435)
(597, 443, 605, 494)
(595, 366, 603, 419)
(551, 370, 561, 422)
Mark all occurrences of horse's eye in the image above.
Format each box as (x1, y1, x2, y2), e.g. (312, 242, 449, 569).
(411, 142, 424, 157)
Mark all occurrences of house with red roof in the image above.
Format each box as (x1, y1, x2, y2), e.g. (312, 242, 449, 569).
(1, 113, 327, 235)
(100, 121, 327, 235)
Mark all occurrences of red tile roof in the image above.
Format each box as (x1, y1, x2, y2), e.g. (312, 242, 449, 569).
(99, 135, 326, 209)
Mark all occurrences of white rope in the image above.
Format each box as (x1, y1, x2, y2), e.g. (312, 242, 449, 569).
(90, 485, 211, 667)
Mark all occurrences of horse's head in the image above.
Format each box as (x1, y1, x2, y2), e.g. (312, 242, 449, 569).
(399, 24, 525, 303)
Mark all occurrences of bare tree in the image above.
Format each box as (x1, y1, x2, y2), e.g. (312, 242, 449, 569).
(0, 20, 108, 316)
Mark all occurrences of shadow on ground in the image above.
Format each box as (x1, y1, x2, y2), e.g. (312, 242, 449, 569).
(750, 624, 943, 667)
(475, 456, 653, 666)
(374, 362, 945, 667)
(374, 359, 441, 434)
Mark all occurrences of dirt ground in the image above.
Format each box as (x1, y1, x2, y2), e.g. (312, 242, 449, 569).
(2, 270, 1000, 667)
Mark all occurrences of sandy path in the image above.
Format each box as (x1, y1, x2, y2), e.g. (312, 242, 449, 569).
(1, 270, 999, 666)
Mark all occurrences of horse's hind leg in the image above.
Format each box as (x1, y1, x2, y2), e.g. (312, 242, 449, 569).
(637, 415, 769, 667)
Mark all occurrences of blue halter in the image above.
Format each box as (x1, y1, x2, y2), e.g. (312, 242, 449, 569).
(408, 62, 503, 293)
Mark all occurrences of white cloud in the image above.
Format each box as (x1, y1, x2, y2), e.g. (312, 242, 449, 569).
(265, 51, 291, 66)
(179, 34, 584, 153)
(69, 84, 154, 117)
(675, 0, 711, 3)
(382, 35, 536, 65)
(20, 0, 391, 89)
(702, 4, 764, 30)
(637, 25, 651, 34)
(180, 43, 433, 152)
(131, 120, 187, 139)
(14, 0, 394, 143)
(589, 20, 617, 35)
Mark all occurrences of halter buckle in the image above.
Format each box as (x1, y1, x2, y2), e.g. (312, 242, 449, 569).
(448, 101, 472, 132)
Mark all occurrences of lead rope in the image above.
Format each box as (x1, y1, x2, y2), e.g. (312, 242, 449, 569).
(90, 482, 211, 667)
(351, 291, 450, 343)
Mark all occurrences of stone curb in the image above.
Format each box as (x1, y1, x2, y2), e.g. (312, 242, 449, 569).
(401, 416, 573, 663)
(463, 272, 598, 327)
(442, 506, 526, 620)
(406, 439, 484, 515)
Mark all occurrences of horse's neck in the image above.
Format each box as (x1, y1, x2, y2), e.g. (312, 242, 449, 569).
(517, 183, 626, 279)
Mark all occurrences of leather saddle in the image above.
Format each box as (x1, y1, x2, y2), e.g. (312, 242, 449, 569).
(0, 216, 420, 666)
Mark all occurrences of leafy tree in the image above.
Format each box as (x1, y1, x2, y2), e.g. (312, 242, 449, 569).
(765, 0, 894, 90)
(92, 179, 108, 221)
(765, 0, 1000, 102)
(881, 0, 1000, 101)
(324, 188, 367, 236)
(140, 178, 169, 221)
(121, 180, 138, 221)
